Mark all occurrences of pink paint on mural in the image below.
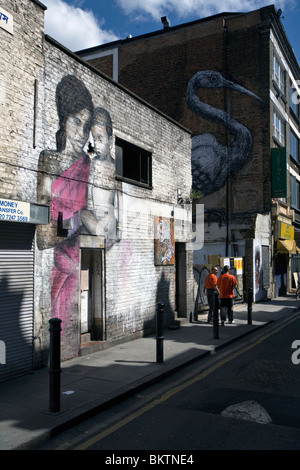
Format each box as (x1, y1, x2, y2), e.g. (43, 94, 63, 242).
(51, 239, 80, 331)
(51, 154, 90, 333)
(119, 240, 133, 285)
(38, 75, 121, 340)
(51, 154, 90, 221)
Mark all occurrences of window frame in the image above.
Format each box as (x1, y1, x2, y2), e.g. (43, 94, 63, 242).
(290, 129, 299, 163)
(273, 110, 285, 146)
(291, 174, 300, 211)
(290, 81, 300, 119)
(115, 137, 152, 189)
(273, 54, 285, 96)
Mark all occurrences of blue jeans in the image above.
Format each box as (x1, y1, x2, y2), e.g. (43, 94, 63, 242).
(220, 298, 234, 322)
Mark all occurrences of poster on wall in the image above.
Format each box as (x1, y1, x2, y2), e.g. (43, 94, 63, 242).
(254, 240, 263, 300)
(234, 258, 243, 275)
(154, 217, 175, 265)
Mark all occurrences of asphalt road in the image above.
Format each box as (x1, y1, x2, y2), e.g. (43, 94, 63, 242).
(37, 313, 300, 452)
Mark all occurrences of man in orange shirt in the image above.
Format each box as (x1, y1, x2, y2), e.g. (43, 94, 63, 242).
(204, 266, 219, 323)
(217, 265, 238, 325)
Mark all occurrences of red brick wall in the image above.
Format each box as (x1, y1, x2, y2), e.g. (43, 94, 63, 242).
(88, 10, 272, 215)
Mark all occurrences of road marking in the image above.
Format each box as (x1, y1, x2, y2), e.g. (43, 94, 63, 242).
(74, 314, 299, 450)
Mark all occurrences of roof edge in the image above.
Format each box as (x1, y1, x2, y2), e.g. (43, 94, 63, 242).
(31, 0, 47, 11)
(44, 34, 192, 135)
(76, 11, 241, 55)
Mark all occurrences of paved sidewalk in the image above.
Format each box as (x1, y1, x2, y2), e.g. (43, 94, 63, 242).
(0, 296, 299, 450)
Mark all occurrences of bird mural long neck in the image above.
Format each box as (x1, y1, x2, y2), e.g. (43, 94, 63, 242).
(186, 71, 262, 196)
(187, 79, 229, 126)
(186, 75, 253, 174)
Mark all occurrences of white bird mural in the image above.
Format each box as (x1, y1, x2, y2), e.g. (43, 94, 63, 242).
(186, 71, 263, 196)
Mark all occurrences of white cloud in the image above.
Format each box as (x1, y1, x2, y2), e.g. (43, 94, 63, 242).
(116, 0, 296, 21)
(43, 0, 119, 51)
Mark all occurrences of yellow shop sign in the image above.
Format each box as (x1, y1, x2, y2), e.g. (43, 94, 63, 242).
(278, 221, 294, 240)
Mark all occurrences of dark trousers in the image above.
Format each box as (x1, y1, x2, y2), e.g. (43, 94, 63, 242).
(207, 289, 217, 321)
(220, 298, 234, 322)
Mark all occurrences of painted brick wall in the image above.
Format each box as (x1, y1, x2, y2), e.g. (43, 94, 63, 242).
(36, 39, 193, 359)
(0, 0, 45, 202)
(1, 0, 194, 363)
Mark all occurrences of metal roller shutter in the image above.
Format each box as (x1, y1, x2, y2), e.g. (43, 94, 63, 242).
(0, 222, 35, 382)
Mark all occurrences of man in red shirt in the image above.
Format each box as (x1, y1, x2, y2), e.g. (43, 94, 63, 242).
(217, 265, 238, 325)
(204, 266, 219, 323)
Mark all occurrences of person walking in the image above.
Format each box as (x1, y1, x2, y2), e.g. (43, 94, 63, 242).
(217, 265, 238, 326)
(204, 266, 219, 323)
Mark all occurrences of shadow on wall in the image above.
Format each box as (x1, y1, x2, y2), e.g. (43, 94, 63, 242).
(0, 275, 32, 383)
(155, 271, 175, 326)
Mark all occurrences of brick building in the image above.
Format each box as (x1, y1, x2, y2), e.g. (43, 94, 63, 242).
(77, 5, 300, 302)
(0, 0, 194, 381)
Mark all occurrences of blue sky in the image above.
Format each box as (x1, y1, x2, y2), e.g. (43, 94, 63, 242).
(42, 0, 300, 63)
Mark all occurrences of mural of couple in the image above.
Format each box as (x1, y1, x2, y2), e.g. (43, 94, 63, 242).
(37, 74, 175, 335)
(37, 75, 119, 333)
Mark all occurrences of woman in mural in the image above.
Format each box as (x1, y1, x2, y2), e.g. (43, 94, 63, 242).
(38, 75, 97, 334)
(38, 76, 121, 334)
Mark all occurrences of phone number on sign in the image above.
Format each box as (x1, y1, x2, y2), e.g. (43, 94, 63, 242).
(0, 214, 28, 222)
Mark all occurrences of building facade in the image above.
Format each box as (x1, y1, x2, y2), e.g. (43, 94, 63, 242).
(77, 5, 300, 303)
(0, 0, 194, 382)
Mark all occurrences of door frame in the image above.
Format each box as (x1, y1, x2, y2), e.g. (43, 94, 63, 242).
(80, 248, 106, 341)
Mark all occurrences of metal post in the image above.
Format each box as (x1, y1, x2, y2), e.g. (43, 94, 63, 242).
(248, 288, 253, 325)
(49, 318, 62, 413)
(156, 303, 164, 363)
(212, 291, 219, 339)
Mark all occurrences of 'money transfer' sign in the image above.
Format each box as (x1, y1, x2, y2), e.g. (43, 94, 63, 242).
(0, 198, 30, 222)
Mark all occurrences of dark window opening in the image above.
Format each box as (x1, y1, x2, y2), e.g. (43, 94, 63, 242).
(115, 137, 152, 188)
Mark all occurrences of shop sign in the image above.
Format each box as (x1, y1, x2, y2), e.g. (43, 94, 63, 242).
(0, 198, 30, 223)
(0, 7, 13, 35)
(271, 147, 287, 198)
(278, 221, 294, 240)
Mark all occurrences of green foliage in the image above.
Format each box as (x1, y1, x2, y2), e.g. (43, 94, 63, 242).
(190, 189, 204, 200)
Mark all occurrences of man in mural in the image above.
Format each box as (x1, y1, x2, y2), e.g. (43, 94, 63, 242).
(217, 265, 238, 326)
(91, 107, 114, 164)
(84, 107, 121, 246)
(203, 266, 219, 323)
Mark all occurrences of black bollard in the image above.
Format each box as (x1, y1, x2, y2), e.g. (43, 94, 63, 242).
(156, 303, 164, 363)
(248, 288, 253, 325)
(49, 318, 62, 413)
(212, 291, 219, 339)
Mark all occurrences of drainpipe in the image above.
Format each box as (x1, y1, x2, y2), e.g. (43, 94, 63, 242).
(223, 18, 230, 257)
